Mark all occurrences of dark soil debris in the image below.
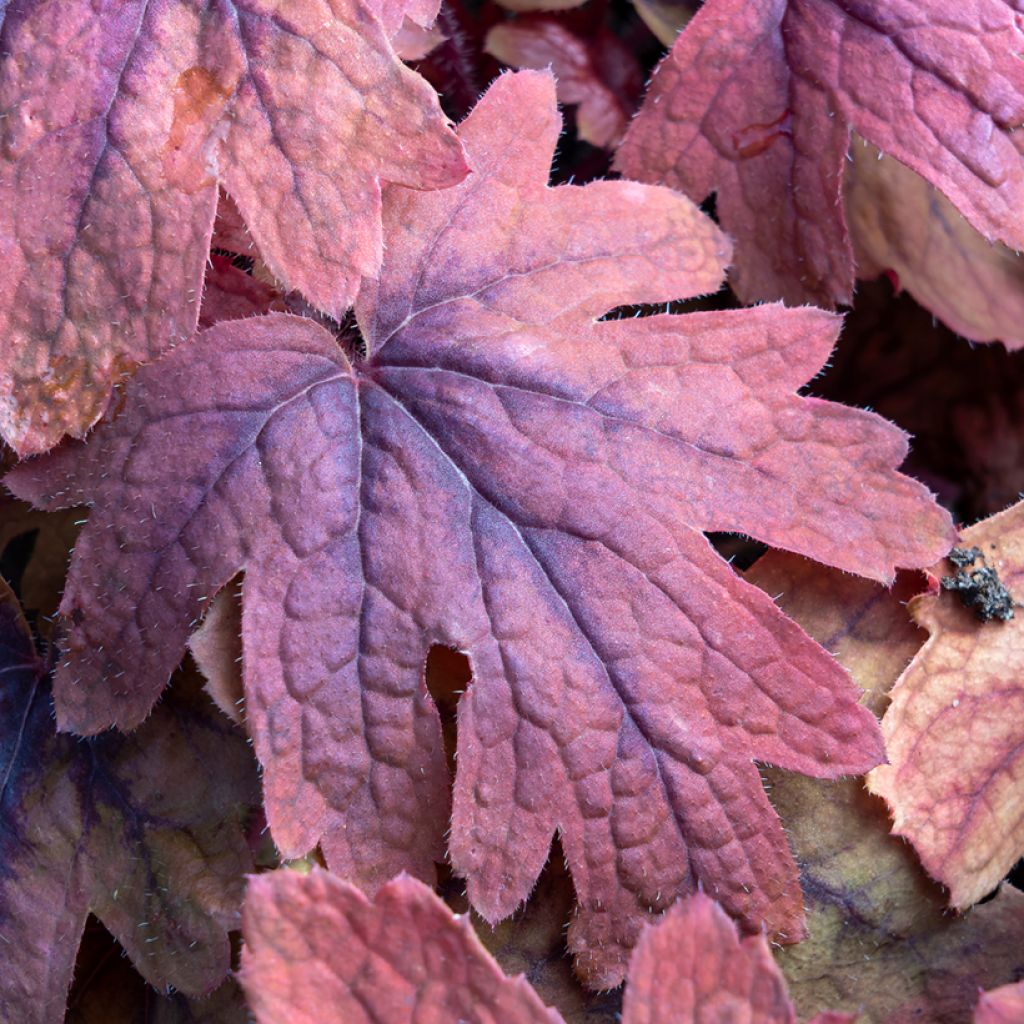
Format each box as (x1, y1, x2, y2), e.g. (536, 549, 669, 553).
(942, 547, 1015, 622)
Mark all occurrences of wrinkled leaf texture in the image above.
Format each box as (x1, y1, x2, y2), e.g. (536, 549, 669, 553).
(616, 0, 1024, 311)
(241, 870, 848, 1024)
(0, 0, 467, 454)
(7, 70, 954, 986)
(0, 579, 259, 1023)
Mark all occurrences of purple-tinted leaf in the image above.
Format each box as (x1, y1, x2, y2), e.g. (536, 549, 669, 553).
(7, 70, 953, 986)
(0, 578, 259, 1023)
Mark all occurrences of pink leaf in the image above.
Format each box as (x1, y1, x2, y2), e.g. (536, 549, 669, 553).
(615, 0, 1024, 309)
(7, 70, 953, 986)
(0, 0, 467, 455)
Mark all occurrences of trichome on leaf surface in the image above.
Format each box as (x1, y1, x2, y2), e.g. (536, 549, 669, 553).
(0, 0, 1022, 1021)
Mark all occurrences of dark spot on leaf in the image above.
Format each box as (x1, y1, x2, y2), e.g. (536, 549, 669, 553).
(942, 547, 1015, 622)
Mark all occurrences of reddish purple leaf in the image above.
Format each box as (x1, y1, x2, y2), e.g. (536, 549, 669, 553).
(199, 254, 286, 330)
(975, 981, 1024, 1024)
(7, 70, 954, 986)
(0, 578, 260, 1023)
(622, 892, 854, 1024)
(0, 0, 467, 455)
(485, 15, 643, 148)
(615, 0, 1024, 308)
(240, 869, 561, 1023)
(240, 873, 850, 1024)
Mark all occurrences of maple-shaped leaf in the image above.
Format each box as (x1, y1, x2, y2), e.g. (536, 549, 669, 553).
(241, 870, 849, 1023)
(845, 136, 1024, 350)
(7, 70, 954, 986)
(0, 0, 468, 456)
(615, 0, 1024, 308)
(975, 981, 1024, 1024)
(0, 579, 260, 1023)
(746, 550, 1024, 1023)
(868, 502, 1024, 909)
(484, 15, 643, 148)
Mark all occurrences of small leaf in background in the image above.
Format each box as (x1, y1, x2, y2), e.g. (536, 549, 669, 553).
(845, 136, 1024, 350)
(975, 981, 1024, 1024)
(0, 578, 260, 1023)
(615, 0, 1024, 309)
(198, 254, 287, 330)
(6, 68, 956, 987)
(485, 14, 643, 148)
(240, 869, 562, 1023)
(747, 550, 1024, 1023)
(188, 575, 246, 727)
(868, 501, 1024, 909)
(622, 892, 853, 1024)
(66, 919, 248, 1024)
(0, 0, 467, 455)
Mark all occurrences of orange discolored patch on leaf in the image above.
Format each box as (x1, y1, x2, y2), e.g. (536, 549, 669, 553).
(846, 136, 1024, 351)
(240, 869, 563, 1024)
(868, 501, 1024, 909)
(615, 0, 1024, 309)
(0, 0, 467, 455)
(975, 981, 1024, 1024)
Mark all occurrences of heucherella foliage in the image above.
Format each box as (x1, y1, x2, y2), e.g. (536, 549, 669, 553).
(7, 71, 954, 986)
(0, 0, 467, 454)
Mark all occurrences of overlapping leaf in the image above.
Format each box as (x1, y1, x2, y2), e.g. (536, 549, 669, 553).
(615, 0, 1024, 308)
(845, 136, 1024, 350)
(0, 0, 467, 455)
(240, 869, 562, 1023)
(975, 982, 1024, 1024)
(747, 551, 1024, 1023)
(7, 70, 954, 986)
(622, 892, 852, 1024)
(241, 870, 850, 1024)
(868, 502, 1024, 909)
(0, 579, 260, 1023)
(810, 281, 1024, 521)
(485, 15, 642, 148)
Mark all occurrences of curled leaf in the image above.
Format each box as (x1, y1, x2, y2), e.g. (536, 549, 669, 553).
(868, 501, 1024, 910)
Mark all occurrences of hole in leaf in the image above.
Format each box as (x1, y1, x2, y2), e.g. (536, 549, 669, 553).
(425, 644, 472, 777)
(706, 532, 767, 571)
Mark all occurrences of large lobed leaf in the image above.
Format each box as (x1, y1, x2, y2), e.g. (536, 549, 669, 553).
(868, 501, 1024, 910)
(0, 578, 260, 1023)
(7, 70, 954, 986)
(615, 0, 1024, 309)
(0, 0, 467, 455)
